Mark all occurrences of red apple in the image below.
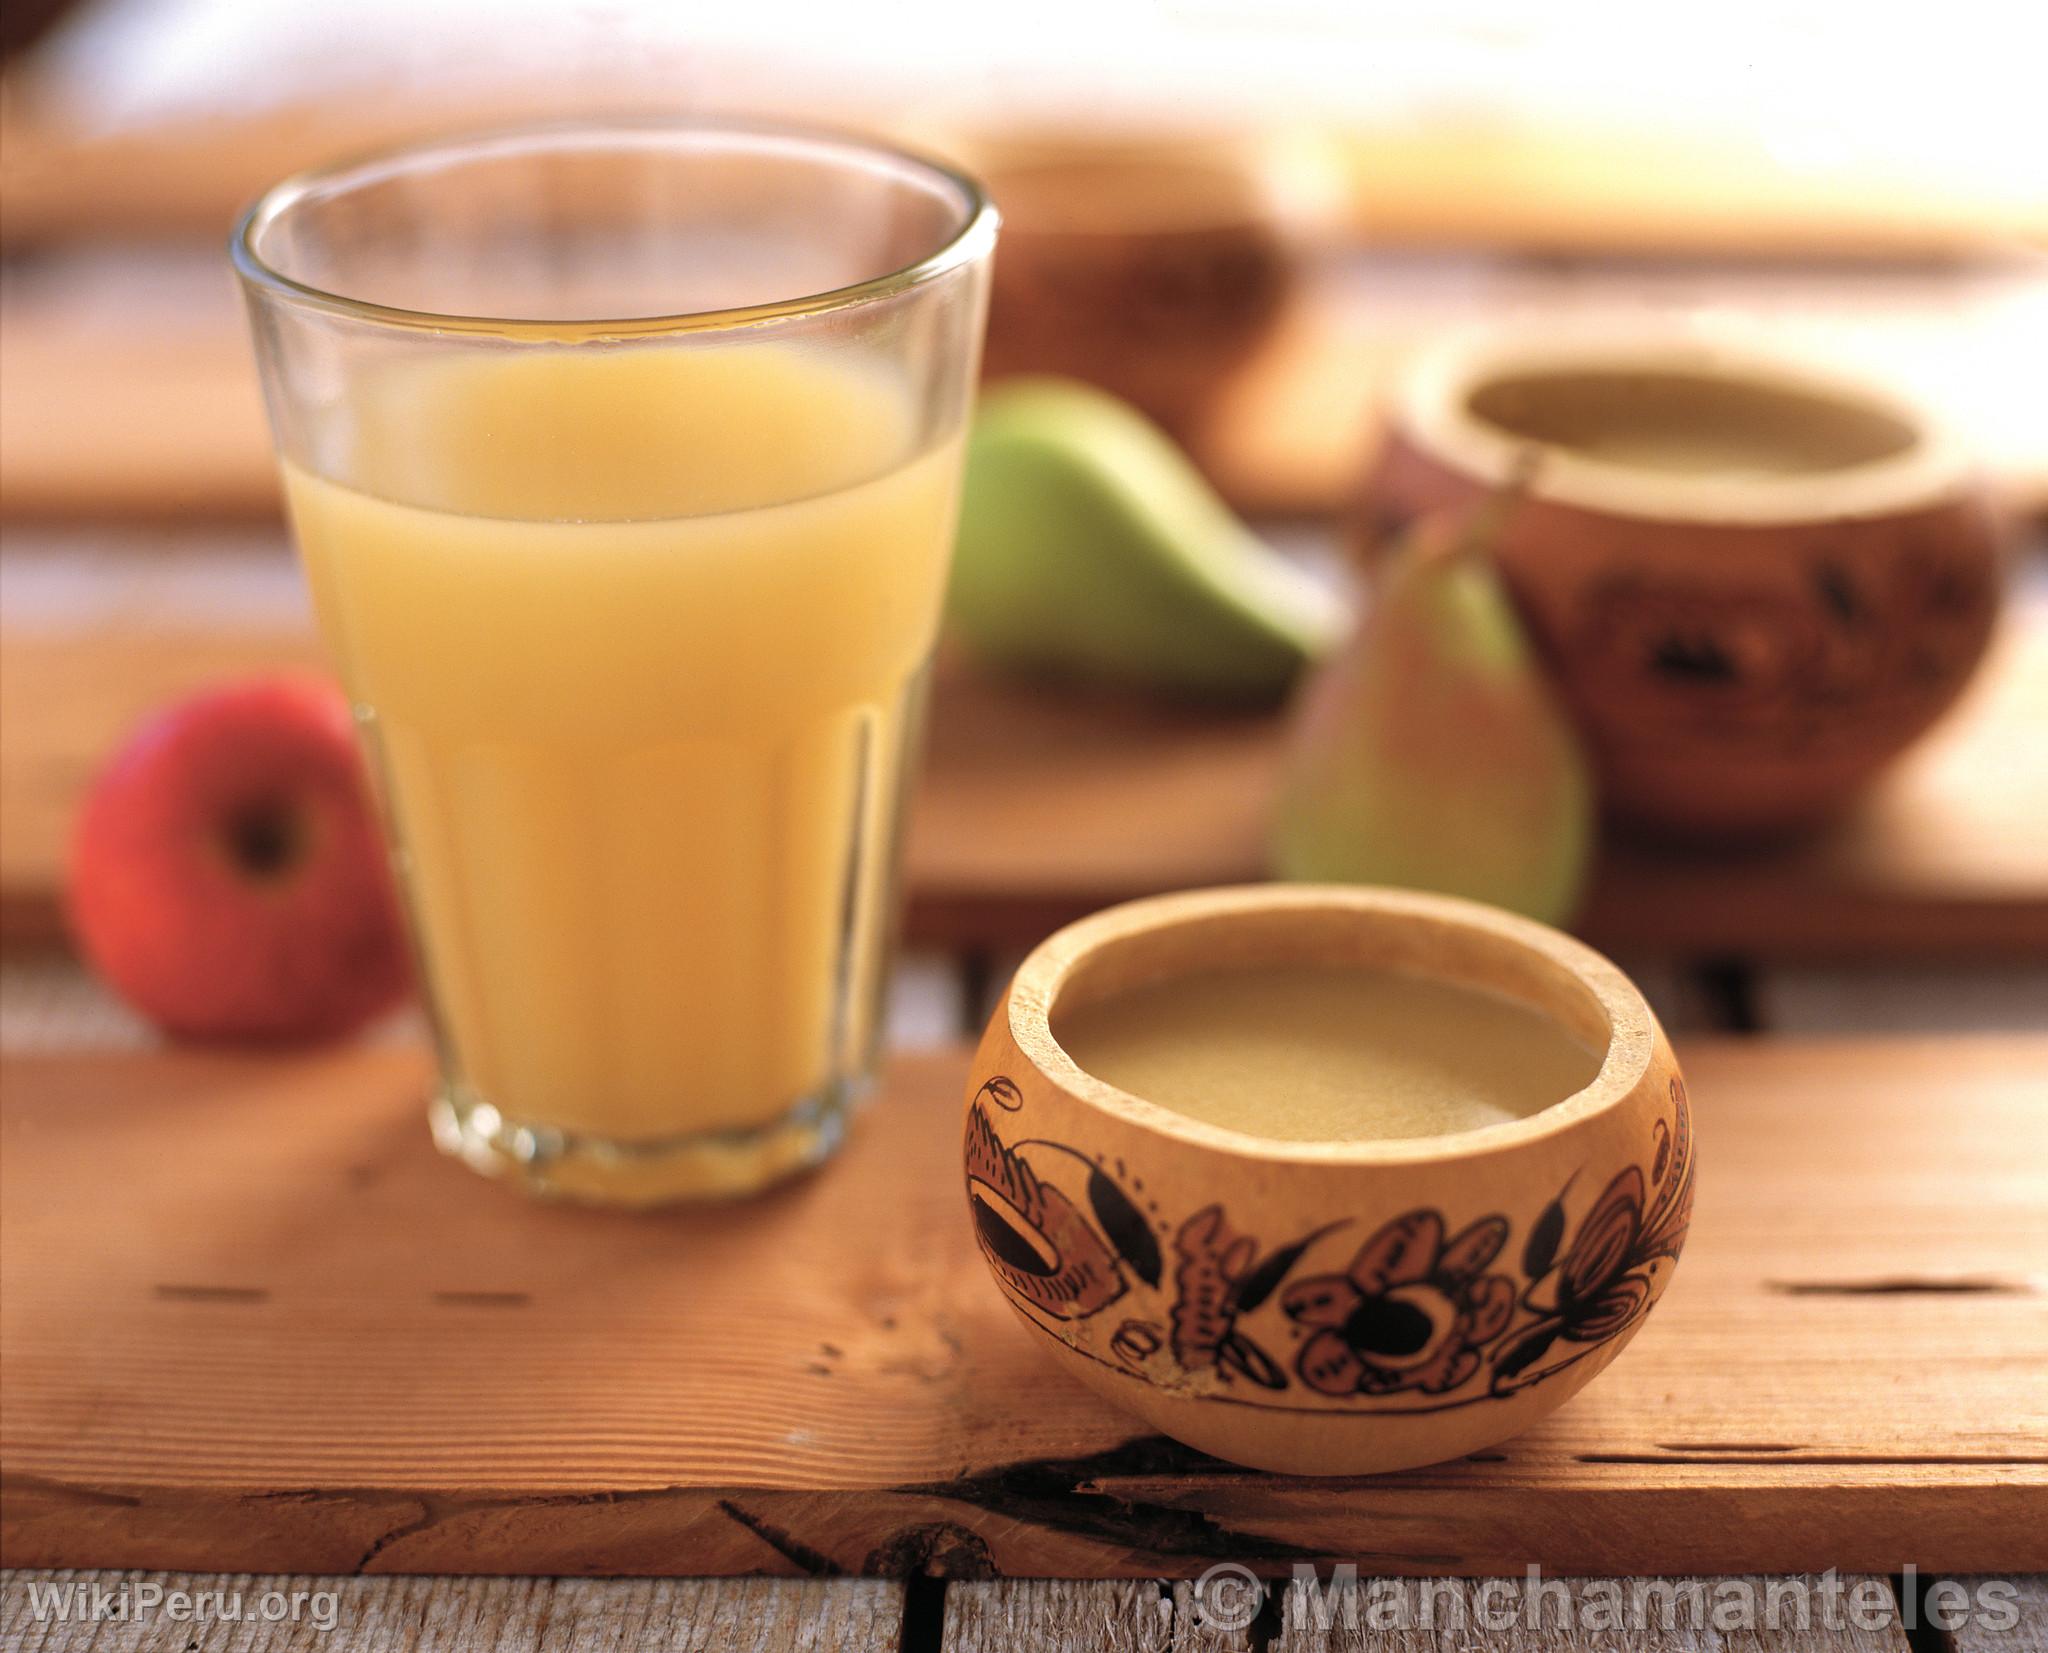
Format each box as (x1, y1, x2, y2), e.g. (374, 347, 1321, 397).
(67, 675, 412, 1042)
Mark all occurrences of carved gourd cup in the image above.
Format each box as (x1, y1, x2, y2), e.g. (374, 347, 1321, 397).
(961, 884, 1695, 1476)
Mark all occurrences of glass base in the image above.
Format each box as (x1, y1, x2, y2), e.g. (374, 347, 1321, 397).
(428, 1077, 865, 1206)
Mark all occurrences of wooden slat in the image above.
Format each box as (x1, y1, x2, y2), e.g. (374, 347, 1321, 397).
(1268, 1574, 1914, 1651)
(916, 610, 2048, 961)
(942, 1579, 1242, 1652)
(5, 91, 2044, 259)
(1317, 120, 2048, 258)
(1759, 965, 2048, 1036)
(3, 246, 2045, 527)
(3, 1036, 2044, 1577)
(0, 1570, 904, 1651)
(4, 541, 2047, 961)
(0, 956, 968, 1060)
(0, 960, 156, 1054)
(0, 578, 324, 947)
(0, 330, 276, 521)
(0, 252, 276, 520)
(0, 98, 450, 247)
(1944, 1576, 2048, 1653)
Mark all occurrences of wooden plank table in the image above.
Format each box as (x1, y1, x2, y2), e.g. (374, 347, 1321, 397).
(5, 124, 2046, 1646)
(4, 1035, 2043, 1581)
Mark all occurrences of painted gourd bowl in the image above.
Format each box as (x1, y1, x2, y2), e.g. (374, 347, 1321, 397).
(1362, 328, 2006, 839)
(961, 885, 1695, 1476)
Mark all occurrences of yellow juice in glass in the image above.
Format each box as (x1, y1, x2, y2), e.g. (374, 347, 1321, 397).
(282, 347, 960, 1190)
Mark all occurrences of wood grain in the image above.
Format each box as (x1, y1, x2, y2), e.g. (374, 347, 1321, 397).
(941, 1579, 1236, 1652)
(2, 1036, 2044, 1577)
(1268, 1574, 1915, 1651)
(0, 1570, 904, 1651)
(1945, 1576, 2048, 1653)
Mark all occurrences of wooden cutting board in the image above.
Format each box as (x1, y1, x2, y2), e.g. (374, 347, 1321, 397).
(3, 1035, 2044, 1577)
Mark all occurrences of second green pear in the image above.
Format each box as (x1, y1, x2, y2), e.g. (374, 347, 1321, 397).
(1272, 512, 1595, 927)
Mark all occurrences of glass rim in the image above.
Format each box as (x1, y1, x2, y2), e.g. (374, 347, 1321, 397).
(230, 114, 999, 340)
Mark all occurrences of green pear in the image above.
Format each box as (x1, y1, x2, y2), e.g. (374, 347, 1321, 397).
(949, 378, 1347, 701)
(1271, 506, 1595, 926)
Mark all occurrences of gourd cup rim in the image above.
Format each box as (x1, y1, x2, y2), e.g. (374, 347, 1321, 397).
(1002, 884, 1659, 1168)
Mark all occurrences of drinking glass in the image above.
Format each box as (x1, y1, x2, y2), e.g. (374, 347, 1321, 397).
(234, 121, 996, 1204)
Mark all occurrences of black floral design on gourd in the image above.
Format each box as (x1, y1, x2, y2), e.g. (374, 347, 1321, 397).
(1168, 1206, 1345, 1392)
(977, 1076, 1025, 1112)
(1569, 539, 1996, 752)
(1492, 1074, 1695, 1395)
(1278, 1212, 1516, 1397)
(962, 1073, 1694, 1412)
(963, 1100, 1126, 1320)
